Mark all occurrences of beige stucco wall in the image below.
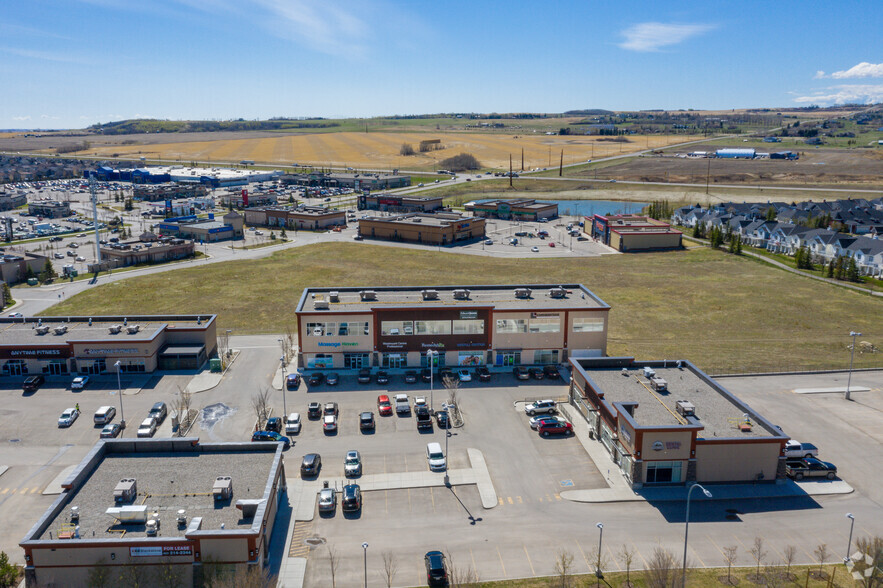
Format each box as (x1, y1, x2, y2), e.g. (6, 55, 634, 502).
(199, 537, 250, 563)
(694, 441, 781, 483)
(619, 232, 682, 251)
(640, 430, 693, 461)
(299, 313, 373, 354)
(33, 561, 193, 587)
(566, 310, 608, 355)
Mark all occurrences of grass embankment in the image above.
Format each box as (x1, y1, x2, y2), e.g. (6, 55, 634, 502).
(44, 243, 881, 373)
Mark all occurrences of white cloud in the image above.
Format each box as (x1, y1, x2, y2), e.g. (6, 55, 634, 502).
(830, 62, 883, 79)
(618, 22, 715, 52)
(12, 115, 31, 121)
(814, 70, 826, 79)
(793, 84, 883, 105)
(253, 0, 368, 58)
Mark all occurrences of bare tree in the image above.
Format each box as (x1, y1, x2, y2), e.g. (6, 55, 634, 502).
(764, 563, 785, 588)
(590, 544, 609, 588)
(327, 545, 340, 588)
(282, 324, 296, 365)
(213, 564, 276, 588)
(156, 558, 185, 588)
(749, 536, 767, 581)
(620, 544, 636, 588)
(814, 543, 829, 578)
(446, 551, 479, 587)
(782, 546, 796, 579)
(218, 329, 231, 361)
(85, 560, 111, 588)
(723, 545, 738, 585)
(555, 549, 575, 588)
(379, 550, 398, 588)
(645, 546, 677, 588)
(117, 564, 150, 588)
(399, 143, 415, 156)
(173, 386, 192, 435)
(443, 375, 461, 424)
(252, 388, 271, 428)
(851, 535, 883, 588)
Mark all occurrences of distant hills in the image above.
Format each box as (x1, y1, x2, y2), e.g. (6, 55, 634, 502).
(87, 118, 340, 135)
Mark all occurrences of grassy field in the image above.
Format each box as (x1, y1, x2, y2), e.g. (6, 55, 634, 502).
(41, 242, 881, 373)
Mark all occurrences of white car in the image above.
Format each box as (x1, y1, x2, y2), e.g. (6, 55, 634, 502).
(531, 246, 539, 252)
(58, 407, 79, 427)
(414, 396, 427, 408)
(285, 412, 301, 434)
(137, 417, 157, 438)
(323, 414, 337, 433)
(255, 230, 264, 236)
(70, 375, 90, 390)
(484, 239, 493, 245)
(8, 312, 23, 318)
(457, 369, 472, 382)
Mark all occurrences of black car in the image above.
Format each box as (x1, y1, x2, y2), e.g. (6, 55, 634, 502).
(513, 366, 530, 380)
(421, 368, 433, 383)
(308, 372, 325, 386)
(425, 551, 448, 587)
(477, 366, 492, 382)
(285, 373, 301, 390)
(265, 417, 282, 433)
(300, 453, 321, 476)
(435, 410, 449, 429)
(359, 411, 375, 431)
(341, 483, 362, 512)
(307, 402, 322, 419)
(357, 368, 372, 384)
(376, 370, 389, 385)
(528, 367, 545, 380)
(326, 372, 339, 386)
(404, 370, 418, 384)
(23, 374, 45, 392)
(439, 368, 457, 382)
(543, 365, 561, 379)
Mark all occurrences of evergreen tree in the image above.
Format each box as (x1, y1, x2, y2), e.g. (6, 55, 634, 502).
(280, 227, 287, 239)
(846, 257, 860, 282)
(834, 256, 845, 280)
(1, 283, 12, 309)
(38, 259, 57, 283)
(827, 260, 835, 278)
(765, 207, 776, 221)
(24, 265, 36, 281)
(794, 247, 803, 268)
(735, 235, 742, 255)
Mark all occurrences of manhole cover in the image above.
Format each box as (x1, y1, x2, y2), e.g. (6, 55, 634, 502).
(199, 403, 237, 430)
(304, 537, 326, 547)
(9, 438, 20, 443)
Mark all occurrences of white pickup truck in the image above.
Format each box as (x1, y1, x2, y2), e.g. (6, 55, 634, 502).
(394, 394, 410, 415)
(783, 440, 819, 459)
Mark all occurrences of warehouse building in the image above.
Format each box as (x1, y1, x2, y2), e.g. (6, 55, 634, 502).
(20, 438, 286, 588)
(243, 206, 346, 230)
(97, 237, 195, 269)
(296, 284, 609, 370)
(466, 199, 558, 221)
(133, 184, 208, 202)
(357, 193, 444, 213)
(158, 212, 244, 242)
(569, 356, 788, 488)
(715, 148, 756, 159)
(590, 214, 683, 252)
(28, 201, 71, 219)
(0, 314, 217, 375)
(281, 172, 410, 190)
(358, 212, 485, 245)
(0, 252, 49, 285)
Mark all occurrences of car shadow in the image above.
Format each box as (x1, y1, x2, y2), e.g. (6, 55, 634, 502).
(417, 427, 435, 435)
(342, 508, 362, 520)
(360, 428, 376, 436)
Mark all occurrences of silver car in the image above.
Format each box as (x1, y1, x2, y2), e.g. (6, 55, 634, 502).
(344, 450, 362, 477)
(317, 487, 336, 512)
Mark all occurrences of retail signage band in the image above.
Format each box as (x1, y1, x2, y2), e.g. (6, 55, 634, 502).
(652, 441, 681, 451)
(130, 545, 193, 557)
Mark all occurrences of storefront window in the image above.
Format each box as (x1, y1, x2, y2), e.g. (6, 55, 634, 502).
(338, 322, 369, 336)
(494, 351, 521, 366)
(306, 322, 337, 336)
(452, 320, 484, 335)
(307, 354, 333, 369)
(382, 353, 407, 368)
(381, 321, 413, 336)
(119, 361, 146, 373)
(344, 353, 370, 369)
(645, 461, 683, 484)
(529, 317, 560, 333)
(458, 352, 483, 366)
(421, 351, 445, 368)
(495, 319, 527, 334)
(573, 317, 604, 332)
(415, 320, 451, 335)
(533, 350, 559, 364)
(2, 359, 27, 376)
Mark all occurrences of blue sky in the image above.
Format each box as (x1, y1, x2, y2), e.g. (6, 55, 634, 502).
(2, 0, 882, 129)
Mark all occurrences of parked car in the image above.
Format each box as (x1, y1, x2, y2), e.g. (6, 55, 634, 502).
(377, 395, 393, 416)
(344, 450, 362, 477)
(285, 412, 302, 434)
(265, 417, 282, 433)
(416, 405, 433, 430)
(425, 551, 449, 586)
(359, 411, 375, 431)
(341, 483, 362, 512)
(301, 453, 321, 476)
(100, 422, 122, 439)
(414, 396, 427, 409)
(137, 417, 157, 438)
(440, 368, 457, 382)
(325, 372, 339, 386)
(436, 410, 449, 429)
(307, 402, 322, 419)
(543, 365, 561, 379)
(285, 373, 301, 390)
(70, 375, 90, 390)
(538, 420, 573, 437)
(477, 366, 492, 382)
(23, 374, 45, 392)
(251, 430, 291, 449)
(457, 368, 472, 382)
(786, 458, 837, 480)
(323, 414, 338, 433)
(395, 394, 410, 415)
(376, 370, 389, 385)
(357, 368, 372, 384)
(7, 312, 23, 319)
(58, 407, 80, 428)
(531, 246, 539, 252)
(783, 441, 819, 459)
(530, 415, 566, 430)
(513, 366, 530, 380)
(93, 405, 116, 425)
(323, 402, 339, 416)
(318, 486, 336, 513)
(528, 366, 545, 380)
(149, 402, 168, 425)
(524, 399, 557, 416)
(308, 372, 325, 386)
(426, 442, 446, 471)
(404, 370, 418, 384)
(421, 368, 432, 383)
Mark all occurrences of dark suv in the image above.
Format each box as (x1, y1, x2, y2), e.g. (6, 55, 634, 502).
(425, 551, 448, 586)
(307, 402, 322, 419)
(300, 453, 321, 477)
(341, 483, 362, 512)
(477, 366, 491, 382)
(23, 375, 45, 392)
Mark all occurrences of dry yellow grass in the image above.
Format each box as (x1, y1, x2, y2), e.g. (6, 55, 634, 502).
(77, 132, 698, 170)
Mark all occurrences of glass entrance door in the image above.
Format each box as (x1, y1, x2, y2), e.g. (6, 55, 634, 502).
(47, 361, 67, 375)
(3, 360, 26, 376)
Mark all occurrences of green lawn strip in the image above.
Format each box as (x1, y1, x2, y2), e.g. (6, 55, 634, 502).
(42, 242, 881, 373)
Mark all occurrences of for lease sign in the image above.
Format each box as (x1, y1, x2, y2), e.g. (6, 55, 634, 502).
(130, 545, 193, 557)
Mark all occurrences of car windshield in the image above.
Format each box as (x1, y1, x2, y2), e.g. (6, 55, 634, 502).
(346, 456, 359, 464)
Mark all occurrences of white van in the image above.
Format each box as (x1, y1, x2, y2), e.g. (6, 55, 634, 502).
(426, 442, 446, 472)
(93, 406, 117, 425)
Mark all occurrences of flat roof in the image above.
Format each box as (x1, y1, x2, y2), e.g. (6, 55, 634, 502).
(297, 284, 609, 313)
(0, 316, 214, 347)
(576, 360, 780, 438)
(359, 212, 473, 228)
(475, 199, 557, 210)
(255, 206, 343, 217)
(29, 442, 278, 541)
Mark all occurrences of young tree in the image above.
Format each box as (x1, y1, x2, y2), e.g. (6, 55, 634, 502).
(645, 547, 677, 588)
(847, 257, 860, 282)
(814, 543, 829, 577)
(280, 227, 287, 239)
(555, 549, 575, 588)
(619, 544, 636, 588)
(251, 388, 271, 427)
(380, 550, 398, 588)
(723, 545, 738, 585)
(327, 545, 339, 588)
(749, 536, 767, 581)
(851, 535, 883, 588)
(0, 551, 20, 588)
(399, 143, 415, 156)
(1, 283, 13, 309)
(827, 259, 835, 278)
(782, 545, 797, 579)
(39, 259, 58, 283)
(155, 557, 186, 588)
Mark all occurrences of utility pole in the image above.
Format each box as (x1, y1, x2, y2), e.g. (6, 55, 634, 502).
(521, 148, 524, 172)
(89, 173, 102, 264)
(559, 150, 563, 176)
(705, 157, 712, 195)
(509, 154, 513, 188)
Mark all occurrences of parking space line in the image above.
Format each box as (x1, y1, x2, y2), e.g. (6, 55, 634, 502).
(498, 497, 504, 506)
(516, 496, 523, 504)
(384, 490, 388, 515)
(430, 487, 435, 510)
(30, 487, 39, 494)
(523, 545, 536, 575)
(689, 544, 706, 568)
(0, 489, 8, 495)
(606, 544, 622, 571)
(705, 534, 727, 560)
(496, 546, 507, 577)
(470, 548, 477, 573)
(555, 493, 562, 501)
(507, 496, 513, 505)
(781, 530, 817, 562)
(632, 543, 649, 569)
(407, 488, 411, 513)
(575, 538, 592, 572)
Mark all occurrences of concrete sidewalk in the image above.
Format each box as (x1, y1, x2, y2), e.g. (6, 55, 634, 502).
(185, 350, 240, 394)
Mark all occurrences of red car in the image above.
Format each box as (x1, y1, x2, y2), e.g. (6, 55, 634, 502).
(377, 395, 393, 416)
(549, 242, 556, 247)
(538, 421, 573, 437)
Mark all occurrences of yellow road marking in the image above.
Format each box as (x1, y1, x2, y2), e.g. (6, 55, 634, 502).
(633, 542, 649, 569)
(706, 534, 727, 559)
(498, 497, 504, 506)
(575, 538, 592, 571)
(470, 548, 477, 572)
(538, 497, 543, 502)
(689, 544, 706, 568)
(430, 487, 435, 509)
(0, 489, 8, 495)
(407, 488, 412, 512)
(497, 546, 507, 577)
(555, 493, 562, 501)
(516, 496, 523, 504)
(523, 545, 535, 575)
(607, 544, 622, 571)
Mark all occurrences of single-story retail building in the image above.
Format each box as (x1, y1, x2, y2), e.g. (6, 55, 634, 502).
(357, 193, 444, 213)
(20, 438, 286, 588)
(0, 252, 49, 285)
(281, 172, 410, 190)
(97, 237, 195, 268)
(28, 201, 71, 219)
(133, 184, 208, 202)
(296, 284, 609, 370)
(590, 214, 683, 252)
(217, 190, 278, 209)
(358, 212, 485, 245)
(568, 356, 788, 488)
(243, 206, 346, 230)
(158, 212, 244, 242)
(466, 199, 558, 221)
(0, 314, 217, 375)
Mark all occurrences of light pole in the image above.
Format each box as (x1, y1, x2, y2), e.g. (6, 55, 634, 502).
(844, 513, 855, 564)
(845, 331, 861, 401)
(113, 360, 125, 429)
(596, 522, 604, 582)
(443, 401, 451, 487)
(683, 484, 712, 587)
(361, 542, 368, 588)
(280, 356, 288, 419)
(427, 349, 437, 411)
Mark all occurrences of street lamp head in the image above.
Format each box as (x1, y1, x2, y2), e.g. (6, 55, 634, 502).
(362, 542, 369, 549)
(846, 513, 854, 520)
(114, 360, 121, 367)
(596, 522, 603, 529)
(850, 331, 861, 337)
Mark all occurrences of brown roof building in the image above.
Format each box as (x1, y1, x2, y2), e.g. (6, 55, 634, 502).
(358, 212, 484, 245)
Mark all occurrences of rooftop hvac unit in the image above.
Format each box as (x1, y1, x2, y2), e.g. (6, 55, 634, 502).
(126, 325, 140, 334)
(676, 400, 696, 417)
(113, 478, 137, 503)
(359, 290, 377, 301)
(108, 325, 122, 334)
(549, 287, 568, 299)
(145, 518, 159, 536)
(452, 289, 470, 300)
(35, 326, 50, 335)
(643, 366, 656, 378)
(54, 325, 68, 335)
(421, 289, 439, 300)
(328, 291, 339, 302)
(650, 377, 668, 392)
(176, 509, 187, 526)
(105, 505, 148, 524)
(213, 476, 233, 500)
(514, 288, 532, 299)
(314, 299, 329, 310)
